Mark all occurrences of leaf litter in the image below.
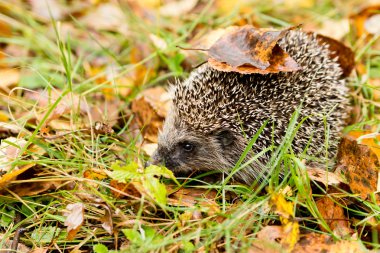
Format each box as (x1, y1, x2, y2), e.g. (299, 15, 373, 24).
(0, 0, 380, 252)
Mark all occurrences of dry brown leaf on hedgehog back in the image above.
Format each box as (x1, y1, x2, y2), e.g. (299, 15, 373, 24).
(208, 25, 301, 74)
(336, 133, 380, 202)
(315, 34, 355, 78)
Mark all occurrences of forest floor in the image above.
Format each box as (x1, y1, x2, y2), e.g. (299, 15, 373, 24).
(0, 0, 380, 252)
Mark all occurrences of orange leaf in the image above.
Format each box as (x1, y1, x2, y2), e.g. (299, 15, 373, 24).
(208, 25, 300, 74)
(337, 134, 380, 201)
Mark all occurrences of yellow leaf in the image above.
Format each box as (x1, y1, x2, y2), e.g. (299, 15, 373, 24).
(0, 68, 20, 91)
(283, 0, 315, 8)
(270, 192, 294, 223)
(270, 191, 300, 251)
(0, 111, 9, 122)
(347, 130, 380, 159)
(0, 164, 35, 190)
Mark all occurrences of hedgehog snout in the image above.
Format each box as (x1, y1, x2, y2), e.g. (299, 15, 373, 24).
(147, 147, 181, 171)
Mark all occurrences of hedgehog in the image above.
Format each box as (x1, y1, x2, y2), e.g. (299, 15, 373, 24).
(149, 30, 349, 184)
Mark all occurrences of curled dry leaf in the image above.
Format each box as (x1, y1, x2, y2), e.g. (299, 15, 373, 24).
(10, 181, 62, 197)
(29, 0, 66, 21)
(306, 166, 344, 186)
(99, 204, 113, 235)
(315, 190, 352, 237)
(0, 233, 31, 252)
(79, 3, 128, 35)
(0, 137, 27, 173)
(109, 180, 142, 199)
(318, 19, 350, 40)
(350, 5, 380, 37)
(294, 233, 369, 253)
(158, 0, 198, 17)
(25, 89, 90, 128)
(336, 133, 380, 202)
(256, 225, 284, 242)
(208, 25, 301, 74)
(131, 87, 171, 142)
(0, 68, 20, 93)
(64, 203, 84, 240)
(316, 34, 355, 78)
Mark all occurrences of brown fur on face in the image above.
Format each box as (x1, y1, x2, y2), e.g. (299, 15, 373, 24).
(150, 109, 254, 182)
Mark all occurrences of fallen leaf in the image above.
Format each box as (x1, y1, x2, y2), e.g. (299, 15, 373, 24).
(0, 111, 8, 122)
(99, 204, 113, 235)
(316, 191, 352, 237)
(336, 135, 380, 201)
(294, 233, 369, 253)
(192, 28, 229, 50)
(141, 143, 158, 157)
(318, 19, 350, 40)
(159, 0, 198, 17)
(370, 79, 380, 101)
(29, 248, 48, 253)
(270, 192, 299, 250)
(109, 180, 142, 199)
(64, 203, 84, 240)
(0, 233, 31, 252)
(0, 68, 20, 92)
(79, 3, 128, 35)
(10, 181, 62, 197)
(283, 0, 315, 8)
(168, 187, 218, 207)
(83, 169, 108, 181)
(256, 225, 284, 242)
(140, 87, 171, 118)
(149, 34, 168, 50)
(208, 25, 300, 74)
(351, 5, 380, 37)
(0, 164, 35, 190)
(316, 34, 355, 78)
(25, 89, 90, 128)
(348, 130, 380, 159)
(131, 87, 171, 142)
(0, 20, 12, 37)
(306, 166, 344, 186)
(29, 0, 66, 21)
(0, 137, 27, 173)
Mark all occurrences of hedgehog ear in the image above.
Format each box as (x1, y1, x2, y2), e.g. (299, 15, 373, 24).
(215, 129, 235, 147)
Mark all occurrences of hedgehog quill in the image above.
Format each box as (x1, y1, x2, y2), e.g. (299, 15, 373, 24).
(149, 30, 349, 184)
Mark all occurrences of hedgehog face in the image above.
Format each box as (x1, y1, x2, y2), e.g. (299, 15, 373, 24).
(149, 112, 241, 178)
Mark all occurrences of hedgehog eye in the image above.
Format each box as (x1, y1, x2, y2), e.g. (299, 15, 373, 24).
(181, 142, 194, 152)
